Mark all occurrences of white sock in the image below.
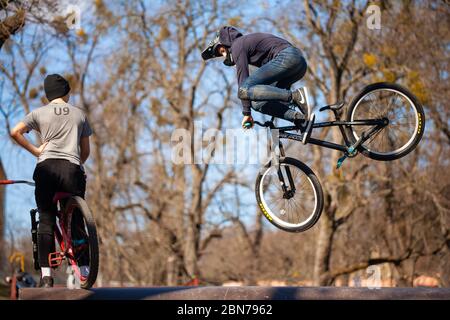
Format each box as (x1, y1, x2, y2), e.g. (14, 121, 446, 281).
(41, 267, 51, 278)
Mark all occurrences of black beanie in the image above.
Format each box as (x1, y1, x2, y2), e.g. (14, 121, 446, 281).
(44, 74, 71, 101)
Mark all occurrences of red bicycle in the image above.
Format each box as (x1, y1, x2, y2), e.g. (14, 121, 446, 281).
(0, 179, 99, 289)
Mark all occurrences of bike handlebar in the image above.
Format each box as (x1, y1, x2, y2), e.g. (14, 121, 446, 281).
(0, 180, 35, 186)
(243, 120, 273, 128)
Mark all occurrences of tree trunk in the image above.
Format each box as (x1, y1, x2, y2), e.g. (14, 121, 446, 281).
(248, 213, 264, 285)
(184, 214, 199, 278)
(313, 203, 336, 285)
(166, 255, 177, 286)
(184, 165, 204, 280)
(0, 159, 5, 271)
(313, 83, 342, 285)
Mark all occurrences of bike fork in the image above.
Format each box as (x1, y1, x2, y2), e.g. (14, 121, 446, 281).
(275, 142, 296, 198)
(269, 125, 296, 198)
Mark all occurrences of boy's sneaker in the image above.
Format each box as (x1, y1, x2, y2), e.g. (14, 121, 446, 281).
(291, 87, 312, 119)
(39, 276, 54, 288)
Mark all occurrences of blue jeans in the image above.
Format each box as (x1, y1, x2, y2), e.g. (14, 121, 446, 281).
(238, 46, 307, 121)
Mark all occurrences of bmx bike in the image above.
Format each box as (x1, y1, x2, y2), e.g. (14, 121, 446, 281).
(252, 82, 425, 232)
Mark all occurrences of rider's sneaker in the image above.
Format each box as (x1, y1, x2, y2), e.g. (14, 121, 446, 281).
(39, 276, 54, 288)
(291, 87, 312, 118)
(302, 113, 315, 144)
(292, 112, 306, 130)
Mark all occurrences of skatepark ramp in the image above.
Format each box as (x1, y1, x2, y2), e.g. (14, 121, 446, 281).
(20, 286, 450, 300)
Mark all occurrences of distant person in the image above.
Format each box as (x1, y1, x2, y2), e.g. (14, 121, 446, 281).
(10, 74, 92, 287)
(5, 269, 37, 299)
(202, 26, 315, 143)
(15, 269, 37, 289)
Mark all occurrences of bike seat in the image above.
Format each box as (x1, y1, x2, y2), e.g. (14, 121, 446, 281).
(53, 192, 72, 203)
(319, 101, 345, 112)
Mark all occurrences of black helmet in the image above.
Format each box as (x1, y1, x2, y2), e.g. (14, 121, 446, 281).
(201, 26, 243, 62)
(201, 31, 222, 61)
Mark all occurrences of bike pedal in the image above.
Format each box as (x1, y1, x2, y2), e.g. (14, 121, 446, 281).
(336, 155, 347, 169)
(48, 252, 64, 267)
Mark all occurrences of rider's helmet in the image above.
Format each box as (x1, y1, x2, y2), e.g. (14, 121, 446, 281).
(201, 31, 222, 61)
(201, 26, 243, 66)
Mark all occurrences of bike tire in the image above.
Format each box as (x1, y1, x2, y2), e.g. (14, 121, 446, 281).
(65, 196, 99, 289)
(346, 82, 425, 161)
(255, 157, 324, 233)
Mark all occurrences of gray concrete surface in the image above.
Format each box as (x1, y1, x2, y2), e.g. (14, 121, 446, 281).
(19, 286, 450, 300)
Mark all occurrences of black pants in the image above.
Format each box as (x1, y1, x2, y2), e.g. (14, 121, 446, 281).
(33, 159, 86, 268)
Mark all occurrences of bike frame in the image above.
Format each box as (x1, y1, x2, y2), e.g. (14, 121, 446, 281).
(49, 200, 87, 282)
(278, 119, 385, 153)
(258, 108, 388, 154)
(254, 108, 388, 199)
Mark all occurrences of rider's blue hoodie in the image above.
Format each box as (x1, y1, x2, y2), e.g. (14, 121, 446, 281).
(218, 26, 292, 115)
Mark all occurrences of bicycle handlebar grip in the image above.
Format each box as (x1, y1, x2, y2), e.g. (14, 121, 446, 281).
(243, 121, 253, 129)
(0, 180, 14, 185)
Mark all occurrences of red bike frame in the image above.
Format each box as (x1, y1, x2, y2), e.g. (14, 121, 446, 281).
(51, 192, 88, 282)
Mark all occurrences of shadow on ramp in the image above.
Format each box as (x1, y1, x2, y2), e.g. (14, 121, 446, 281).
(20, 286, 450, 300)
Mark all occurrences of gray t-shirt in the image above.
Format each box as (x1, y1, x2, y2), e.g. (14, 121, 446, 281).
(22, 102, 92, 165)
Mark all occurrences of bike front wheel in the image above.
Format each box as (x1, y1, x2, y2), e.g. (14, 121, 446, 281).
(65, 196, 99, 289)
(255, 157, 324, 233)
(347, 82, 425, 161)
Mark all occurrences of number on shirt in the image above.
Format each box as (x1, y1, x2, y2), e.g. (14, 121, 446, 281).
(54, 107, 70, 115)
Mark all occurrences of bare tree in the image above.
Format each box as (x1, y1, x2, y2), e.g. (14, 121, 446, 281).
(265, 0, 449, 286)
(0, 159, 5, 270)
(0, 1, 25, 50)
(55, 0, 252, 285)
(1, 0, 447, 287)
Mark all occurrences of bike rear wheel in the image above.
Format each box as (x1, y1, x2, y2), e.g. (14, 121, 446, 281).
(346, 82, 425, 161)
(255, 157, 323, 232)
(65, 196, 99, 289)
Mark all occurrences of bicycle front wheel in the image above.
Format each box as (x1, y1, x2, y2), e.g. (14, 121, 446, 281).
(65, 196, 99, 289)
(347, 82, 425, 161)
(255, 157, 323, 233)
